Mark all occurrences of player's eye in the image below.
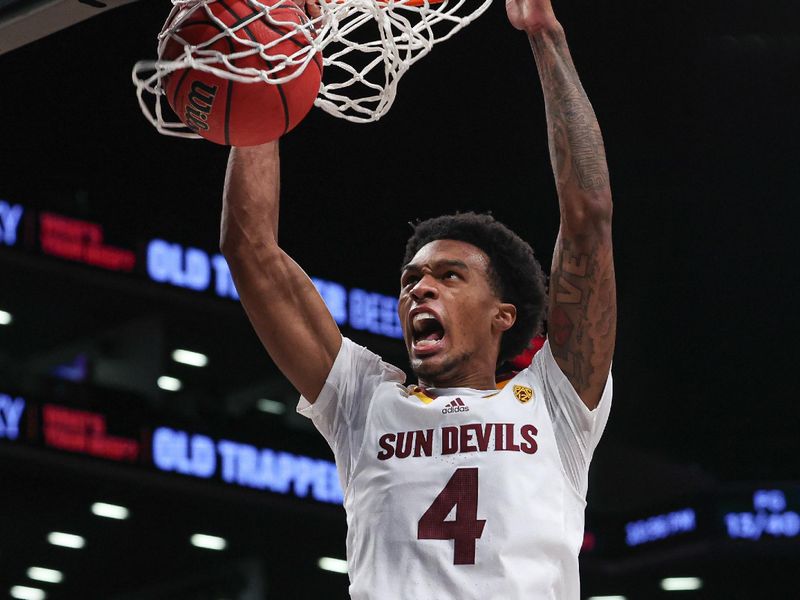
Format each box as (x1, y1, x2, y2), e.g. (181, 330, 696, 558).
(443, 271, 459, 280)
(402, 275, 419, 287)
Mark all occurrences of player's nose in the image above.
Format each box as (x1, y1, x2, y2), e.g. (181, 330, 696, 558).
(409, 274, 439, 302)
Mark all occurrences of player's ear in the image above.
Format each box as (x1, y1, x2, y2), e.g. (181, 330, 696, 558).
(493, 303, 516, 333)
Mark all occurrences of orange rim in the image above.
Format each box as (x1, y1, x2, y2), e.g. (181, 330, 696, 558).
(330, 0, 446, 6)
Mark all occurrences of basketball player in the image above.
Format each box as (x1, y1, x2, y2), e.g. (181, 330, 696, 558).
(220, 0, 615, 596)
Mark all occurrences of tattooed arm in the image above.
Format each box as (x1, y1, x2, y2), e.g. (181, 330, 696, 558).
(506, 0, 616, 409)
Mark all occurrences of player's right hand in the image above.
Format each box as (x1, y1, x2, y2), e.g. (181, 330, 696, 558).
(505, 0, 558, 34)
(292, 0, 321, 20)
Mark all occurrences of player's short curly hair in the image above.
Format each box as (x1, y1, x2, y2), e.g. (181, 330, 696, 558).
(402, 212, 547, 364)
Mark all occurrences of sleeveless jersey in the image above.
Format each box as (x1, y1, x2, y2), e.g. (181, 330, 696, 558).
(298, 337, 612, 600)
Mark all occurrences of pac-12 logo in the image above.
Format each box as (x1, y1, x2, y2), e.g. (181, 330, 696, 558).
(184, 80, 218, 132)
(513, 385, 533, 403)
(442, 398, 469, 414)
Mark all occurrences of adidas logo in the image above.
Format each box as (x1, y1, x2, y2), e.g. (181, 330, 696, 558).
(442, 398, 470, 414)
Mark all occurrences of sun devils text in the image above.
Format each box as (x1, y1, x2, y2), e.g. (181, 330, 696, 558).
(377, 423, 538, 461)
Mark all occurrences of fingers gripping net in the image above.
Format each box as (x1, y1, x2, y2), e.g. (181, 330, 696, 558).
(132, 0, 492, 136)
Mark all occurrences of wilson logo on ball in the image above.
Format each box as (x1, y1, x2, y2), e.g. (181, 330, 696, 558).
(159, 0, 323, 146)
(184, 81, 218, 132)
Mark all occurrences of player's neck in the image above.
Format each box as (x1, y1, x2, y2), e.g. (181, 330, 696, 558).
(417, 372, 498, 391)
(413, 347, 502, 390)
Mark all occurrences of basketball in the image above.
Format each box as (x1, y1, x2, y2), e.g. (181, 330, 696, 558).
(162, 0, 322, 146)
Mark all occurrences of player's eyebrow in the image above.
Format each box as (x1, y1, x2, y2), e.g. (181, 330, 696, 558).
(401, 258, 469, 274)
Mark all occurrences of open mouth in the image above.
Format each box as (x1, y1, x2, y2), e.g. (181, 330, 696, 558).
(411, 311, 446, 355)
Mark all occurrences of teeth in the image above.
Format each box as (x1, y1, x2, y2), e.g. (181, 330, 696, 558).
(412, 312, 436, 324)
(415, 339, 438, 347)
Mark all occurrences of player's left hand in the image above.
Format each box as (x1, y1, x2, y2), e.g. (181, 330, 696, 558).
(505, 0, 559, 34)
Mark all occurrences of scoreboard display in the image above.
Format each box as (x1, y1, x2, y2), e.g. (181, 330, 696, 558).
(580, 487, 800, 561)
(722, 488, 800, 541)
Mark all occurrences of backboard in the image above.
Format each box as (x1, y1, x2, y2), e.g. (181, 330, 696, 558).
(0, 0, 139, 56)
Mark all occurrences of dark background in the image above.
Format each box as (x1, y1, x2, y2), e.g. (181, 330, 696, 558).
(0, 0, 798, 598)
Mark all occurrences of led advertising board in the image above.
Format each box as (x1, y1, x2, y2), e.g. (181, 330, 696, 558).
(42, 404, 140, 462)
(4, 388, 800, 551)
(1, 390, 343, 506)
(144, 239, 402, 337)
(0, 199, 403, 340)
(153, 427, 343, 504)
(39, 212, 136, 272)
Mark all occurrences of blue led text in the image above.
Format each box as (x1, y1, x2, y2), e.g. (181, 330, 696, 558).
(725, 489, 800, 540)
(311, 278, 348, 325)
(349, 287, 403, 338)
(0, 200, 23, 247)
(0, 393, 25, 440)
(152, 426, 343, 504)
(312, 278, 402, 339)
(146, 239, 239, 299)
(147, 239, 403, 340)
(625, 508, 696, 546)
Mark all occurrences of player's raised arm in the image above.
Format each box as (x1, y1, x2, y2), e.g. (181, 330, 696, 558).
(506, 0, 616, 409)
(220, 142, 342, 402)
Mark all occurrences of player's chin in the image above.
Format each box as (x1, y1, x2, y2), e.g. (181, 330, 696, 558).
(409, 346, 450, 378)
(410, 357, 445, 380)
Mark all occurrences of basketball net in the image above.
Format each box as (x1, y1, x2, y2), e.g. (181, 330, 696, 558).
(132, 0, 491, 138)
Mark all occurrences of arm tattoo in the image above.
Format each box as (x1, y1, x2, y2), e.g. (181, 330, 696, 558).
(530, 29, 609, 193)
(530, 26, 616, 408)
(548, 237, 616, 398)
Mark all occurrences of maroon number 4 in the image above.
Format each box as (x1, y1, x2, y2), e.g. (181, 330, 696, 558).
(417, 467, 486, 565)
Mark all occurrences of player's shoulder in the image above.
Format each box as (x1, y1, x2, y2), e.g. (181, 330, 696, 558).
(493, 367, 540, 403)
(340, 336, 406, 383)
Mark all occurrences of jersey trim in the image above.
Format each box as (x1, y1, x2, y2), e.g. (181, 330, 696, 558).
(408, 377, 514, 403)
(410, 387, 436, 404)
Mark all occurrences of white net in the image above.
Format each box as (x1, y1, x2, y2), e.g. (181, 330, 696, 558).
(132, 0, 492, 138)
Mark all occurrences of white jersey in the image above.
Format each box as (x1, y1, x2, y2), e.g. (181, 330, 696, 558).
(298, 337, 612, 600)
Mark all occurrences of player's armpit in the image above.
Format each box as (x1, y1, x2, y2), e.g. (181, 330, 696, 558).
(221, 143, 342, 403)
(548, 224, 615, 410)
